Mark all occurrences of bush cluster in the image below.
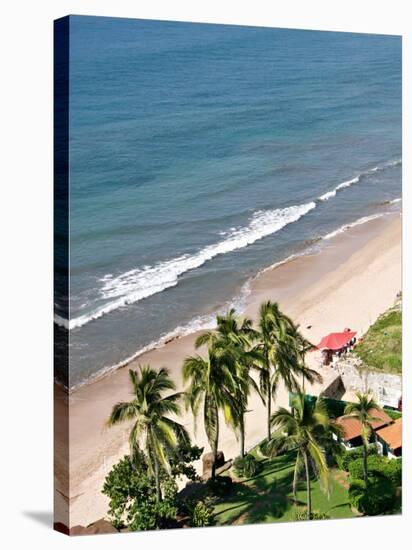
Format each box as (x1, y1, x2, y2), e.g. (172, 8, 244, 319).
(206, 475, 233, 497)
(348, 476, 396, 516)
(258, 439, 269, 457)
(349, 456, 402, 487)
(189, 500, 215, 527)
(336, 444, 378, 471)
(102, 453, 178, 531)
(233, 454, 262, 478)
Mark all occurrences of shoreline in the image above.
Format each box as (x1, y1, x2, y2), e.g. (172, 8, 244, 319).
(55, 212, 401, 528)
(63, 209, 399, 394)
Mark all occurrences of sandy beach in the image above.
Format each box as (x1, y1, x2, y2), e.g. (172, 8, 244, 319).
(55, 213, 401, 528)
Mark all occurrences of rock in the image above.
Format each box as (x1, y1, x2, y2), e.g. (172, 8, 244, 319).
(86, 519, 119, 535)
(70, 525, 90, 536)
(202, 450, 225, 476)
(70, 519, 118, 536)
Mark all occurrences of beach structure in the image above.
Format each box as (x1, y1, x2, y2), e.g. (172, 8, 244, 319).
(375, 418, 402, 458)
(335, 408, 392, 450)
(315, 330, 357, 366)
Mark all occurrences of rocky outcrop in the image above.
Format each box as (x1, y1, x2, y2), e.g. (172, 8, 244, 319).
(335, 356, 401, 408)
(69, 519, 118, 536)
(202, 450, 225, 477)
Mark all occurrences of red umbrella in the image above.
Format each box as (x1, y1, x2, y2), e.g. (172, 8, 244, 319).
(315, 331, 356, 351)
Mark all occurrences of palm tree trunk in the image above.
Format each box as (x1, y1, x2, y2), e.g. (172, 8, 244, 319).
(240, 413, 245, 458)
(303, 449, 312, 520)
(293, 458, 300, 502)
(211, 410, 220, 480)
(362, 441, 368, 486)
(267, 382, 272, 441)
(153, 456, 162, 505)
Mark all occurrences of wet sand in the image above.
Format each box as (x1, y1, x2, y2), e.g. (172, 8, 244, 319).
(55, 213, 401, 528)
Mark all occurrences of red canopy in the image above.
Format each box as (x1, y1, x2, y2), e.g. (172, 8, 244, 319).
(315, 331, 356, 350)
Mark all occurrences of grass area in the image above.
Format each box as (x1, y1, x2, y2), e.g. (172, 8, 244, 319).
(355, 307, 402, 374)
(213, 450, 355, 526)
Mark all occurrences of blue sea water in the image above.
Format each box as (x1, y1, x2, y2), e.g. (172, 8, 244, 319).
(61, 16, 401, 387)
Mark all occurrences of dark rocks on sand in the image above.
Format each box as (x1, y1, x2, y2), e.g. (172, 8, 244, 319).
(202, 450, 225, 476)
(70, 519, 118, 536)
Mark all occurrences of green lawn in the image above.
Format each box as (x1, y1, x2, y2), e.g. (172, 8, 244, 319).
(213, 450, 356, 526)
(355, 307, 402, 374)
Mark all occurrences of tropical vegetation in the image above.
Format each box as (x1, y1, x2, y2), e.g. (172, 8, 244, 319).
(254, 302, 322, 441)
(107, 365, 189, 506)
(355, 305, 402, 374)
(343, 391, 383, 485)
(103, 302, 401, 531)
(266, 393, 343, 519)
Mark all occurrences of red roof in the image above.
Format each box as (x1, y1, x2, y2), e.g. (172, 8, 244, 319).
(376, 418, 402, 451)
(336, 408, 392, 441)
(316, 331, 356, 350)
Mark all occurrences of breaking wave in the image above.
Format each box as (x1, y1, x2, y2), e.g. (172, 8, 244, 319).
(322, 213, 387, 240)
(54, 157, 401, 331)
(62, 201, 316, 330)
(318, 158, 401, 202)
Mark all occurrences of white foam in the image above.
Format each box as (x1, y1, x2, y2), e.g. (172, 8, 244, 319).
(318, 176, 360, 202)
(69, 280, 252, 390)
(66, 201, 316, 330)
(318, 156, 401, 203)
(318, 189, 337, 201)
(322, 213, 386, 240)
(335, 176, 360, 190)
(62, 157, 402, 331)
(369, 158, 401, 172)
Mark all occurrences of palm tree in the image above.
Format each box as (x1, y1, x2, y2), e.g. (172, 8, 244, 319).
(343, 392, 383, 485)
(183, 342, 239, 479)
(287, 322, 317, 392)
(267, 394, 341, 519)
(254, 301, 321, 441)
(107, 365, 189, 504)
(196, 309, 263, 457)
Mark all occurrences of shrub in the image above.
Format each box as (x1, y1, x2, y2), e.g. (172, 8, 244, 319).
(349, 455, 402, 487)
(294, 508, 330, 521)
(385, 459, 402, 486)
(189, 500, 214, 527)
(206, 475, 233, 497)
(348, 458, 363, 480)
(233, 454, 262, 478)
(169, 442, 204, 482)
(258, 439, 269, 457)
(233, 456, 245, 476)
(336, 444, 378, 471)
(102, 453, 178, 531)
(354, 309, 402, 374)
(349, 475, 396, 515)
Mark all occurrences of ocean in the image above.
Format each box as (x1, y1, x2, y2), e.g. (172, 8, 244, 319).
(57, 16, 401, 388)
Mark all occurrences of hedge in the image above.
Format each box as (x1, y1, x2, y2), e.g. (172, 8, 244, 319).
(233, 454, 262, 478)
(336, 444, 378, 471)
(349, 455, 402, 487)
(349, 476, 396, 515)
